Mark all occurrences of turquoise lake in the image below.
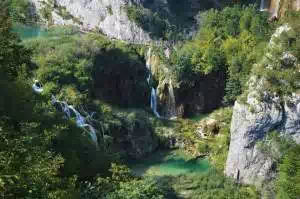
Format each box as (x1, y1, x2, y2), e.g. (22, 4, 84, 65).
(12, 24, 49, 40)
(130, 150, 210, 176)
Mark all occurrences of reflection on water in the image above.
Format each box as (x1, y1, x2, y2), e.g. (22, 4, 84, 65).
(12, 24, 49, 40)
(130, 150, 210, 176)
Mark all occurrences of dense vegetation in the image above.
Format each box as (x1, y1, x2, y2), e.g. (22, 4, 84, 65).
(9, 0, 35, 24)
(170, 5, 274, 105)
(2, 0, 300, 198)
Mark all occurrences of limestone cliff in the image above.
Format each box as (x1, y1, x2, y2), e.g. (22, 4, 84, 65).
(146, 47, 225, 118)
(261, 0, 300, 18)
(225, 25, 300, 185)
(29, 0, 152, 43)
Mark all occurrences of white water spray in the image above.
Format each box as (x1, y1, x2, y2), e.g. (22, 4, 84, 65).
(50, 94, 99, 146)
(146, 48, 160, 118)
(260, 0, 265, 11)
(150, 88, 160, 118)
(166, 80, 177, 119)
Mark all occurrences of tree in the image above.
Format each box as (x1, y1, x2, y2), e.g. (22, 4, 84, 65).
(276, 145, 300, 199)
(0, 3, 79, 198)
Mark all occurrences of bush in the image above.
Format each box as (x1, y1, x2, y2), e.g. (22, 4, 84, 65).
(172, 5, 273, 105)
(275, 145, 300, 199)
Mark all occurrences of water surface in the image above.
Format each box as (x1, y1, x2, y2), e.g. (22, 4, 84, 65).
(12, 24, 49, 40)
(130, 150, 210, 176)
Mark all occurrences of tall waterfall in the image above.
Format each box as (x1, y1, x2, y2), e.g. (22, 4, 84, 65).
(150, 88, 160, 118)
(260, 0, 265, 11)
(166, 80, 177, 119)
(51, 95, 99, 146)
(146, 48, 160, 118)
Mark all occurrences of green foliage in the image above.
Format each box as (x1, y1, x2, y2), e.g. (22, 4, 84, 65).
(125, 5, 170, 40)
(164, 170, 259, 199)
(251, 13, 300, 97)
(0, 6, 80, 197)
(107, 5, 113, 15)
(206, 108, 232, 171)
(9, 0, 34, 24)
(40, 0, 54, 23)
(275, 145, 300, 199)
(55, 5, 73, 20)
(81, 164, 168, 199)
(257, 131, 294, 162)
(0, 4, 31, 80)
(25, 31, 149, 107)
(172, 5, 273, 104)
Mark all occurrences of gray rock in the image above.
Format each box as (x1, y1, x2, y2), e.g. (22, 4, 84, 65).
(225, 25, 300, 185)
(225, 92, 300, 185)
(225, 99, 282, 185)
(29, 0, 152, 44)
(281, 52, 297, 67)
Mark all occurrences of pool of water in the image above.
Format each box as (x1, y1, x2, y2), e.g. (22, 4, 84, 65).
(12, 24, 49, 40)
(130, 150, 210, 176)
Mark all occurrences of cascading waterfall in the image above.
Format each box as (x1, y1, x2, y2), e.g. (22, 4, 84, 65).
(146, 48, 160, 118)
(166, 80, 177, 119)
(68, 105, 86, 126)
(150, 88, 160, 118)
(260, 0, 265, 11)
(50, 95, 99, 146)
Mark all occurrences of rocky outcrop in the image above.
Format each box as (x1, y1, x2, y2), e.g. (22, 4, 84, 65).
(262, 0, 300, 18)
(146, 48, 225, 118)
(104, 109, 159, 158)
(145, 47, 178, 118)
(225, 25, 300, 185)
(30, 0, 152, 43)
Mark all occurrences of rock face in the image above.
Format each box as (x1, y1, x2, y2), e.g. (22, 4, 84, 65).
(225, 90, 300, 185)
(105, 109, 159, 159)
(29, 0, 152, 43)
(266, 0, 300, 18)
(146, 48, 225, 118)
(225, 26, 300, 185)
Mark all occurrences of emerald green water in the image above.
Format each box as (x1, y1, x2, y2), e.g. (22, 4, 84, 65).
(130, 150, 210, 176)
(12, 24, 49, 40)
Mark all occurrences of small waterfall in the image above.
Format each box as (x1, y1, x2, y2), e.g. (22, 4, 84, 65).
(260, 0, 265, 11)
(146, 48, 160, 118)
(166, 80, 177, 119)
(150, 88, 160, 118)
(51, 95, 98, 146)
(68, 105, 86, 126)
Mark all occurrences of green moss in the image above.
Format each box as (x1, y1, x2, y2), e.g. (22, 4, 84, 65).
(40, 0, 54, 24)
(106, 5, 113, 15)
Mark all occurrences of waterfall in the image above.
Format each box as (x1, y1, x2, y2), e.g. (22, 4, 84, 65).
(146, 48, 160, 118)
(51, 95, 99, 146)
(68, 105, 86, 126)
(150, 88, 160, 118)
(166, 80, 177, 119)
(260, 0, 265, 11)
